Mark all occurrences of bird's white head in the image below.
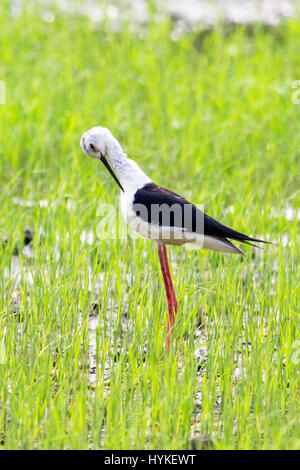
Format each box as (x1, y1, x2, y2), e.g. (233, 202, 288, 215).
(80, 126, 126, 161)
(80, 126, 126, 191)
(80, 125, 151, 193)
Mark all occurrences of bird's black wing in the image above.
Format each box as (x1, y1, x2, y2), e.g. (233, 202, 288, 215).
(133, 182, 269, 245)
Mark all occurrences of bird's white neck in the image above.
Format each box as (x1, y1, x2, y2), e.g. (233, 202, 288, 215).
(107, 147, 152, 193)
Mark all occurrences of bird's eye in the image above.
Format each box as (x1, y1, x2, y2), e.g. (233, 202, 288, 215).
(89, 143, 95, 150)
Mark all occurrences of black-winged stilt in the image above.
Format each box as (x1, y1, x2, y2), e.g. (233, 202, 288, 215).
(80, 126, 270, 351)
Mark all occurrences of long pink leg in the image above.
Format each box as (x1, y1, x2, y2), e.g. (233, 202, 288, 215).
(162, 246, 178, 317)
(157, 244, 177, 351)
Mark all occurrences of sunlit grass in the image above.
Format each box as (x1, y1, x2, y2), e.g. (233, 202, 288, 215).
(0, 2, 299, 449)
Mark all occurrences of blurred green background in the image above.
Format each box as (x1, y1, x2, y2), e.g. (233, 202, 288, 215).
(0, 0, 299, 450)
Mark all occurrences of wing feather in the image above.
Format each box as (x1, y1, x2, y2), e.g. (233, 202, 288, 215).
(133, 183, 270, 246)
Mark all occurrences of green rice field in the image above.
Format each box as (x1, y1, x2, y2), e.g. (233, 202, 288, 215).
(0, 1, 299, 450)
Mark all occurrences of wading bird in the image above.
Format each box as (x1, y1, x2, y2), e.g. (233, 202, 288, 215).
(80, 126, 269, 351)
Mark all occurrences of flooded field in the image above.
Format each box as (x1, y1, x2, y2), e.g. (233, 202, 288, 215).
(1, 0, 299, 450)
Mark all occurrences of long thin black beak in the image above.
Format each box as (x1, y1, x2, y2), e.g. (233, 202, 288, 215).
(100, 155, 124, 192)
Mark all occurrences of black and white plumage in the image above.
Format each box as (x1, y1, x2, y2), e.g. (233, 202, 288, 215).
(80, 126, 270, 351)
(132, 182, 268, 254)
(80, 126, 268, 254)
